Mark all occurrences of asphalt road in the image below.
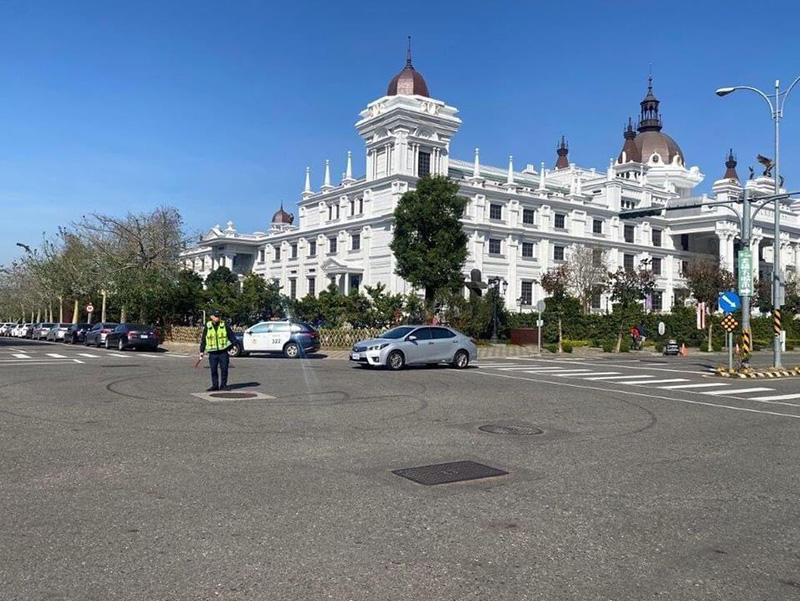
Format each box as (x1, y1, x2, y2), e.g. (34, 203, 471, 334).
(1, 337, 799, 600)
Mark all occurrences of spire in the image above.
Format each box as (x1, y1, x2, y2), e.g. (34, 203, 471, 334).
(618, 117, 641, 163)
(539, 162, 546, 190)
(506, 155, 515, 185)
(302, 166, 312, 199)
(723, 148, 739, 181)
(638, 73, 663, 132)
(343, 151, 355, 184)
(321, 159, 332, 191)
(406, 35, 412, 66)
(555, 136, 569, 170)
(472, 147, 480, 178)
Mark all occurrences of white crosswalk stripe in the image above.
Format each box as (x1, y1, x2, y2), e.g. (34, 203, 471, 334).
(561, 371, 620, 377)
(46, 353, 67, 358)
(12, 353, 31, 359)
(702, 387, 774, 396)
(78, 353, 99, 358)
(498, 366, 565, 371)
(659, 383, 729, 390)
(545, 370, 596, 375)
(583, 374, 655, 381)
(623, 378, 688, 385)
(747, 393, 800, 401)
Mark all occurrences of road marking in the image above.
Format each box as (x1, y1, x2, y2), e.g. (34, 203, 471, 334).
(624, 378, 688, 385)
(559, 371, 621, 377)
(535, 369, 595, 375)
(73, 359, 84, 364)
(747, 393, 800, 401)
(584, 374, 655, 381)
(467, 370, 800, 420)
(702, 387, 774, 396)
(46, 353, 67, 358)
(659, 383, 729, 390)
(498, 366, 567, 371)
(78, 353, 99, 358)
(107, 353, 127, 357)
(12, 353, 30, 359)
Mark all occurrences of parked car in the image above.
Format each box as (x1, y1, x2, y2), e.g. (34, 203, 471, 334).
(10, 324, 23, 337)
(350, 325, 477, 370)
(64, 323, 93, 344)
(17, 323, 33, 338)
(33, 323, 56, 340)
(229, 320, 320, 358)
(46, 323, 71, 341)
(0, 323, 15, 336)
(105, 323, 160, 351)
(84, 322, 119, 347)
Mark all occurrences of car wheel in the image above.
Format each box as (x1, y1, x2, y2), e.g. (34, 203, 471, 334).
(387, 350, 405, 370)
(452, 350, 470, 369)
(228, 344, 242, 357)
(118, 339, 125, 351)
(284, 343, 300, 359)
(105, 339, 111, 349)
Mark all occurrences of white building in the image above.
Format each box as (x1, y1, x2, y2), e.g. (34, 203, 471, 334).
(182, 50, 800, 313)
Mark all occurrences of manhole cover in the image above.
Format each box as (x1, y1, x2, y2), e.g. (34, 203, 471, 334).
(478, 424, 543, 436)
(392, 461, 508, 486)
(208, 392, 258, 400)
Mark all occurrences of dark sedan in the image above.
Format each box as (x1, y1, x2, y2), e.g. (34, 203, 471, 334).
(84, 322, 119, 347)
(105, 323, 160, 351)
(65, 323, 93, 344)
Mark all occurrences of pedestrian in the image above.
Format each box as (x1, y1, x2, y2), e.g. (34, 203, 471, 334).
(199, 310, 237, 391)
(630, 325, 640, 350)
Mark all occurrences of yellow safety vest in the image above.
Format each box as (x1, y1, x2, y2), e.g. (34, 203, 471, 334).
(204, 321, 230, 352)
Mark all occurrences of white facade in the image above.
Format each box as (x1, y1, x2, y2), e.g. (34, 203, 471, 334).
(182, 56, 800, 313)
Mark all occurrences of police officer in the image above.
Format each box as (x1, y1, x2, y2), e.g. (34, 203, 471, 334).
(199, 311, 237, 391)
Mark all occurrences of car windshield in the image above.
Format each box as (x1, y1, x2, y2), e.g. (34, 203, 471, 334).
(127, 324, 150, 330)
(379, 326, 416, 340)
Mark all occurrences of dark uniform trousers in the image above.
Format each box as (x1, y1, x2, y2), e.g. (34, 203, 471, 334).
(208, 350, 230, 389)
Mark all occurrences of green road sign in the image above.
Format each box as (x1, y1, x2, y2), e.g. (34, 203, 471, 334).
(738, 250, 752, 296)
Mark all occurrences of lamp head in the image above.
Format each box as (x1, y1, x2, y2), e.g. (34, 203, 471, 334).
(716, 87, 735, 97)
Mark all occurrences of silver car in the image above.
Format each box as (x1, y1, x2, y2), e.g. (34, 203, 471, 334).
(350, 325, 477, 370)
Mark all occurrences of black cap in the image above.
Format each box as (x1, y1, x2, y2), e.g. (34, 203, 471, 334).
(209, 310, 220, 317)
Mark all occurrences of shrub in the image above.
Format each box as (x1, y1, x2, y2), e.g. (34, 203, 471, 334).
(655, 342, 664, 353)
(619, 338, 630, 353)
(545, 343, 558, 353)
(562, 343, 573, 353)
(712, 342, 722, 352)
(602, 340, 614, 353)
(590, 339, 602, 348)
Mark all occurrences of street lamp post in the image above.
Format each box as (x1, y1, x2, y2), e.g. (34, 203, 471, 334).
(488, 277, 508, 344)
(717, 75, 800, 368)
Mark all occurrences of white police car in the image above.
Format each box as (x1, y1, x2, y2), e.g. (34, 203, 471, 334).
(229, 320, 320, 358)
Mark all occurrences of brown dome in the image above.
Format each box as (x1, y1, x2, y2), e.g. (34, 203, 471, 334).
(387, 39, 429, 97)
(271, 204, 294, 225)
(635, 131, 684, 165)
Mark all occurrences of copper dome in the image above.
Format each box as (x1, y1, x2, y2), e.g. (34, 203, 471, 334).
(635, 131, 684, 165)
(387, 38, 429, 97)
(271, 204, 294, 225)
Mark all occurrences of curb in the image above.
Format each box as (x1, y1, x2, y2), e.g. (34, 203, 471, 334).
(715, 367, 800, 379)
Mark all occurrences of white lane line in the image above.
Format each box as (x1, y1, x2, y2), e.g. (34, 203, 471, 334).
(659, 383, 729, 390)
(747, 393, 800, 401)
(702, 387, 774, 396)
(73, 359, 84, 364)
(559, 372, 621, 377)
(512, 357, 710, 375)
(467, 370, 800, 420)
(584, 374, 655, 381)
(46, 353, 67, 358)
(78, 353, 99, 358)
(624, 378, 688, 385)
(498, 366, 567, 371)
(107, 353, 127, 357)
(547, 370, 602, 376)
(12, 353, 31, 359)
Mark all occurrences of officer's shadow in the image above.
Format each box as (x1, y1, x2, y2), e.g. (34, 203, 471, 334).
(225, 381, 260, 390)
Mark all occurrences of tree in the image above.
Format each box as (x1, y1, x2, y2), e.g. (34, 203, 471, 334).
(205, 267, 239, 318)
(235, 273, 282, 325)
(607, 261, 656, 352)
(568, 245, 608, 314)
(165, 270, 206, 325)
(684, 256, 735, 351)
(390, 176, 468, 314)
(364, 283, 405, 328)
(538, 264, 572, 352)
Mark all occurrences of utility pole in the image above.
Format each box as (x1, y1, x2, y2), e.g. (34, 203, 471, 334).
(740, 188, 752, 367)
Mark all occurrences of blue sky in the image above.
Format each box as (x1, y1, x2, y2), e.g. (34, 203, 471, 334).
(2, 0, 800, 264)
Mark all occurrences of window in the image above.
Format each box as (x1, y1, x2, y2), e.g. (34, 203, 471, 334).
(349, 274, 361, 291)
(291, 243, 298, 259)
(554, 213, 566, 229)
(349, 198, 355, 216)
(624, 253, 635, 271)
(274, 246, 281, 262)
(251, 323, 270, 334)
(418, 151, 431, 177)
(431, 327, 456, 339)
(258, 249, 265, 262)
(357, 197, 363, 215)
(307, 277, 316, 297)
(652, 257, 662, 276)
(681, 259, 689, 275)
(329, 237, 337, 254)
(592, 248, 604, 267)
(289, 278, 297, 299)
(335, 205, 340, 220)
(680, 234, 689, 251)
(308, 240, 317, 257)
(520, 281, 533, 305)
(489, 239, 502, 255)
(652, 229, 662, 247)
(593, 219, 603, 235)
(522, 242, 534, 258)
(624, 225, 635, 243)
(652, 291, 663, 311)
(351, 233, 361, 251)
(489, 203, 503, 220)
(327, 205, 333, 221)
(523, 208, 535, 225)
(591, 288, 602, 309)
(554, 245, 565, 261)
(411, 327, 432, 340)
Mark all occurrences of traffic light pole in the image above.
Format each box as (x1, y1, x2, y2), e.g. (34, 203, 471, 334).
(740, 189, 751, 367)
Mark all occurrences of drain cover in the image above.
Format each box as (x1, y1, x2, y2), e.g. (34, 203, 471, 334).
(208, 392, 258, 400)
(392, 461, 508, 486)
(478, 424, 543, 436)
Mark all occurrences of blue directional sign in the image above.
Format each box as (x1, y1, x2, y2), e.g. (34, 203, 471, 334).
(719, 291, 741, 313)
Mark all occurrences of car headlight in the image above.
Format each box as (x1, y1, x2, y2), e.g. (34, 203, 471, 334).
(368, 343, 389, 351)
